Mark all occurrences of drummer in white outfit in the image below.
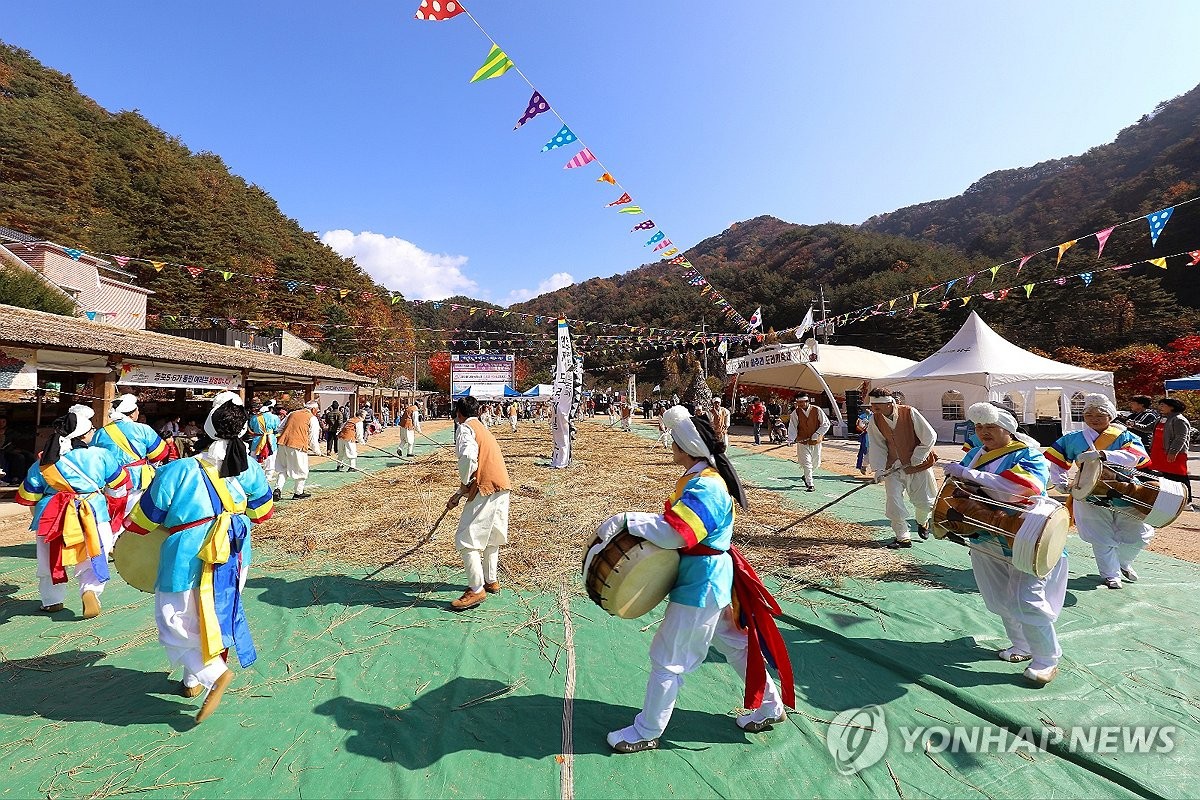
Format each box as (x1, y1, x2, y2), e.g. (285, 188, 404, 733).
(940, 403, 1067, 686)
(1045, 394, 1153, 590)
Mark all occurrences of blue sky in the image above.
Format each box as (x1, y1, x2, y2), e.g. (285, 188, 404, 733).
(5, 1, 1200, 307)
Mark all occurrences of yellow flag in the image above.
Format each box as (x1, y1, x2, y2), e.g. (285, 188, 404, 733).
(1024, 283, 1034, 298)
(989, 265, 1000, 282)
(151, 261, 165, 272)
(470, 45, 513, 83)
(888, 299, 896, 309)
(911, 292, 920, 307)
(1055, 240, 1077, 267)
(661, 248, 678, 257)
(1148, 257, 1167, 269)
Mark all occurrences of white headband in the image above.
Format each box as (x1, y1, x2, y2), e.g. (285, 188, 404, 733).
(306, 400, 320, 410)
(1082, 393, 1118, 420)
(869, 395, 896, 405)
(663, 405, 710, 460)
(204, 391, 245, 439)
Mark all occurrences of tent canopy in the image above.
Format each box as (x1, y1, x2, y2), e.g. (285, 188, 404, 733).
(1165, 373, 1200, 391)
(727, 342, 916, 394)
(521, 383, 555, 397)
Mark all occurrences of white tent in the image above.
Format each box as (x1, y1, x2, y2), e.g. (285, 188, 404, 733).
(727, 341, 916, 430)
(521, 383, 556, 401)
(879, 312, 1115, 441)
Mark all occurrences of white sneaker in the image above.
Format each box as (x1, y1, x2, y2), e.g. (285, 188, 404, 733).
(1023, 665, 1058, 686)
(1120, 566, 1139, 583)
(997, 647, 1032, 663)
(1102, 577, 1123, 590)
(737, 707, 787, 733)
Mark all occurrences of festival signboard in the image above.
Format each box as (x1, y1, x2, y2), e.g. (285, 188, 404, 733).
(117, 362, 241, 390)
(451, 354, 514, 396)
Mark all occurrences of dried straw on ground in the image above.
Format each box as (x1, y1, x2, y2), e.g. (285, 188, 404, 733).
(254, 419, 923, 593)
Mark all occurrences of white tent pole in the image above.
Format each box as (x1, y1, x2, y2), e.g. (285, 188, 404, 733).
(809, 364, 845, 432)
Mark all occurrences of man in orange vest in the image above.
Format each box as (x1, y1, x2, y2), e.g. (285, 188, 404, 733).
(274, 400, 321, 500)
(866, 388, 938, 548)
(335, 409, 365, 471)
(397, 401, 421, 458)
(445, 396, 511, 611)
(786, 395, 830, 492)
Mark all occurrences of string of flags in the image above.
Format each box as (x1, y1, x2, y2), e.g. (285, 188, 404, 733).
(411, 1, 755, 333)
(822, 197, 1199, 332)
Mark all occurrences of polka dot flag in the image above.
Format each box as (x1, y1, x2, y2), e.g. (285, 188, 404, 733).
(413, 0, 466, 21)
(514, 91, 550, 130)
(541, 125, 576, 152)
(1146, 206, 1174, 247)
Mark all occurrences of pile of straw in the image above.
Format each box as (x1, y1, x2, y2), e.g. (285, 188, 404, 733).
(254, 420, 921, 592)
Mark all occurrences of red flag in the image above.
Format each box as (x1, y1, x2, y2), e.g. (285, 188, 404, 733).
(606, 192, 632, 208)
(1189, 250, 1200, 266)
(414, 0, 466, 21)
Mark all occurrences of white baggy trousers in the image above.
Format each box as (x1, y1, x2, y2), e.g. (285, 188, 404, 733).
(971, 544, 1068, 671)
(1074, 501, 1153, 580)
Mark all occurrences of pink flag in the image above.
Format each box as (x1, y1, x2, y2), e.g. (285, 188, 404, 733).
(1190, 250, 1200, 266)
(1094, 226, 1115, 258)
(653, 239, 672, 252)
(186, 266, 204, 278)
(606, 193, 632, 207)
(1016, 254, 1033, 275)
(113, 255, 130, 268)
(564, 148, 596, 169)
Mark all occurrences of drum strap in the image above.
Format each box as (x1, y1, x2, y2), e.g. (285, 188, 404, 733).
(1069, 429, 1122, 518)
(680, 542, 796, 711)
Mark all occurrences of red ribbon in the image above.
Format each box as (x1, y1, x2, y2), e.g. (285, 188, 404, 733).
(680, 543, 796, 710)
(36, 492, 77, 584)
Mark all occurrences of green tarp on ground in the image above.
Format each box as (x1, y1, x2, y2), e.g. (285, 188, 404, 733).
(0, 422, 1194, 798)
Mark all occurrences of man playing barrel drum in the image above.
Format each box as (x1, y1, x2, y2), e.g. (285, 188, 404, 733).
(597, 406, 794, 753)
(1044, 394, 1152, 590)
(940, 403, 1066, 686)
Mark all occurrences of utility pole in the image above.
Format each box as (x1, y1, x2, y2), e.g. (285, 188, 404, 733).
(819, 285, 831, 344)
(700, 317, 708, 381)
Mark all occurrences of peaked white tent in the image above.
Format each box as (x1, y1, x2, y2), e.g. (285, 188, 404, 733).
(880, 312, 1114, 441)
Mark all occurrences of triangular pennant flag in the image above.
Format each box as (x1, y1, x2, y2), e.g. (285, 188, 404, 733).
(939, 301, 950, 310)
(339, 289, 351, 299)
(542, 125, 576, 152)
(563, 148, 596, 169)
(1055, 277, 1067, 285)
(222, 271, 233, 281)
(989, 265, 1000, 282)
(150, 261, 165, 272)
(997, 288, 1011, 301)
(596, 173, 616, 185)
(617, 206, 644, 215)
(667, 255, 687, 265)
(315, 285, 326, 293)
(911, 292, 920, 307)
(653, 239, 672, 252)
(1094, 226, 1115, 258)
(943, 278, 958, 297)
(982, 292, 996, 300)
(1055, 240, 1077, 267)
(513, 90, 550, 130)
(413, 0, 466, 21)
(1017, 254, 1033, 274)
(606, 192, 632, 207)
(1148, 257, 1167, 269)
(113, 255, 130, 268)
(644, 231, 665, 246)
(1114, 264, 1133, 271)
(888, 299, 896, 309)
(966, 274, 976, 287)
(661, 248, 679, 257)
(1188, 250, 1200, 266)
(1024, 283, 1035, 298)
(85, 311, 96, 320)
(361, 291, 374, 300)
(186, 266, 203, 278)
(1147, 207, 1174, 246)
(470, 44, 513, 83)
(391, 294, 402, 305)
(286, 280, 299, 292)
(1080, 273, 1093, 287)
(631, 220, 655, 232)
(63, 248, 83, 260)
(961, 297, 971, 307)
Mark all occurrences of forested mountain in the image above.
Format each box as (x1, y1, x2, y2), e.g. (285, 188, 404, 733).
(518, 85, 1200, 362)
(0, 43, 413, 379)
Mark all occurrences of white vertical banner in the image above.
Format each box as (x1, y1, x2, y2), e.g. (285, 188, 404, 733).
(627, 374, 637, 406)
(550, 319, 574, 468)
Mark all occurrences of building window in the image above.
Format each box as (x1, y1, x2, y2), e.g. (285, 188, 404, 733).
(941, 391, 965, 420)
(1070, 392, 1086, 422)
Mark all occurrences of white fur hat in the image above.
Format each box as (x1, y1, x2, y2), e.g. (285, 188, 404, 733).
(967, 402, 1018, 435)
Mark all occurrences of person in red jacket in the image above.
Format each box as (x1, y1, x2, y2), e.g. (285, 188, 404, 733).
(1149, 397, 1193, 507)
(749, 399, 766, 445)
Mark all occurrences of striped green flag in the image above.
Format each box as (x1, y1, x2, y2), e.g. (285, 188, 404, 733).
(470, 44, 514, 83)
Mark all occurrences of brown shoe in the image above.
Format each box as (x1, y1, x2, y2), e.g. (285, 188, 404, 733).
(450, 588, 487, 610)
(195, 671, 235, 724)
(40, 603, 65, 613)
(180, 682, 204, 698)
(81, 590, 101, 619)
(483, 581, 501, 595)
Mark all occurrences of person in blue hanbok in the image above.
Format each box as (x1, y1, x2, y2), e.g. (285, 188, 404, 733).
(125, 392, 274, 724)
(90, 393, 168, 533)
(247, 401, 282, 481)
(16, 404, 130, 618)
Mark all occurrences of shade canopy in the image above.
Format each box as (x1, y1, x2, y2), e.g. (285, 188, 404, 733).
(1165, 373, 1200, 391)
(727, 342, 916, 394)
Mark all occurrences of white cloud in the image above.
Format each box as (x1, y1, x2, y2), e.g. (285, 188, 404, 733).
(504, 271, 575, 306)
(320, 229, 477, 301)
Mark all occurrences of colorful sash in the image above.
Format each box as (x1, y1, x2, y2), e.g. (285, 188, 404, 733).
(251, 415, 275, 460)
(37, 463, 108, 585)
(194, 461, 246, 663)
(680, 540, 796, 711)
(102, 423, 156, 486)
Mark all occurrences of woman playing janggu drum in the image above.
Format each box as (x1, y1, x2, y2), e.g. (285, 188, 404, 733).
(940, 402, 1066, 686)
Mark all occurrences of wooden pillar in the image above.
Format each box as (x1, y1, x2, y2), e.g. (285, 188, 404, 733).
(306, 381, 317, 403)
(91, 370, 116, 421)
(239, 370, 249, 403)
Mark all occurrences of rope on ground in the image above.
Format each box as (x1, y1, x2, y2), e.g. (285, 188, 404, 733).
(558, 590, 576, 800)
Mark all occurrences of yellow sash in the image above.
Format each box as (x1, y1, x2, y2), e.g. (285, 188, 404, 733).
(1066, 427, 1122, 520)
(41, 463, 103, 568)
(195, 461, 247, 663)
(970, 441, 1027, 469)
(103, 422, 155, 486)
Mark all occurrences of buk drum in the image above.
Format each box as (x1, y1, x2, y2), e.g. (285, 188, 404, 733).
(1070, 459, 1187, 529)
(932, 478, 1069, 578)
(582, 525, 679, 619)
(113, 527, 168, 594)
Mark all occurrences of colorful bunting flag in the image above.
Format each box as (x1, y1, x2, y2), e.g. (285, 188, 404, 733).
(63, 248, 83, 260)
(989, 265, 1000, 282)
(982, 292, 996, 300)
(997, 288, 1011, 301)
(514, 91, 549, 130)
(391, 294, 402, 305)
(1094, 226, 1115, 258)
(221, 271, 232, 281)
(1080, 273, 1093, 286)
(564, 148, 596, 169)
(1055, 240, 1077, 267)
(667, 255, 687, 265)
(150, 261, 165, 272)
(966, 274, 976, 288)
(661, 248, 679, 257)
(1189, 251, 1200, 266)
(596, 173, 616, 185)
(186, 266, 203, 278)
(339, 289, 351, 299)
(1055, 277, 1067, 285)
(1017, 255, 1033, 274)
(630, 220, 656, 232)
(617, 206, 643, 214)
(470, 44, 513, 83)
(888, 299, 896, 309)
(1147, 207, 1174, 246)
(286, 280, 299, 292)
(315, 285, 327, 294)
(85, 311, 97, 320)
(542, 125, 576, 152)
(413, 0, 466, 21)
(653, 239, 672, 252)
(1024, 283, 1034, 298)
(606, 193, 632, 207)
(911, 292, 920, 307)
(644, 231, 665, 246)
(943, 278, 958, 297)
(113, 255, 130, 268)
(960, 297, 971, 307)
(1148, 257, 1167, 269)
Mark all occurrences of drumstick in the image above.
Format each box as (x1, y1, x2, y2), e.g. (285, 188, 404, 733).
(773, 464, 908, 535)
(362, 505, 453, 581)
